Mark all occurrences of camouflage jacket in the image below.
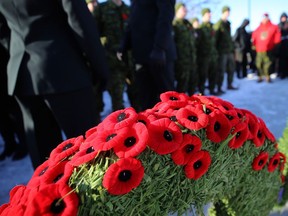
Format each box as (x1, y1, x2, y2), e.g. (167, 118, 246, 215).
(173, 18, 196, 61)
(214, 19, 234, 54)
(198, 21, 217, 56)
(93, 0, 130, 51)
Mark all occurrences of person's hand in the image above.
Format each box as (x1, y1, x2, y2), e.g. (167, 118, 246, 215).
(116, 52, 123, 61)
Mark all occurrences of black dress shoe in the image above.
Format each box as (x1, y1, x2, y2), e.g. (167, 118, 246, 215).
(217, 89, 226, 95)
(12, 149, 28, 161)
(227, 85, 238, 90)
(0, 148, 15, 161)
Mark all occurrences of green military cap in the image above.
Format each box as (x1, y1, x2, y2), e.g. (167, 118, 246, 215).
(201, 8, 211, 16)
(222, 6, 230, 13)
(175, 2, 185, 12)
(190, 17, 199, 23)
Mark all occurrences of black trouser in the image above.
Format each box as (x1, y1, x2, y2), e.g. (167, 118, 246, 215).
(135, 61, 175, 111)
(16, 87, 99, 169)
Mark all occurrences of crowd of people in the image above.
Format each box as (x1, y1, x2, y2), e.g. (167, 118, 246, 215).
(0, 0, 287, 170)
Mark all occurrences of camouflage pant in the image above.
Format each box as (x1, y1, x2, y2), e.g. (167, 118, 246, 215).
(217, 53, 235, 89)
(107, 53, 127, 111)
(175, 59, 191, 93)
(187, 55, 198, 95)
(255, 51, 274, 77)
(198, 55, 217, 94)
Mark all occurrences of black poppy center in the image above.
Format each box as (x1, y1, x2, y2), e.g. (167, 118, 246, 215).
(106, 133, 117, 142)
(125, 137, 136, 147)
(214, 122, 221, 132)
(193, 160, 202, 170)
(50, 199, 66, 214)
(258, 159, 264, 166)
(188, 115, 198, 122)
(185, 144, 194, 153)
(226, 115, 234, 120)
(170, 116, 177, 122)
(257, 130, 263, 138)
(117, 112, 126, 122)
(39, 166, 49, 176)
(86, 146, 95, 154)
(205, 108, 212, 114)
(237, 113, 242, 118)
(163, 130, 173, 141)
(62, 143, 73, 152)
(118, 170, 132, 182)
(236, 132, 241, 138)
(169, 96, 178, 101)
(138, 119, 146, 125)
(273, 159, 279, 166)
(53, 173, 64, 183)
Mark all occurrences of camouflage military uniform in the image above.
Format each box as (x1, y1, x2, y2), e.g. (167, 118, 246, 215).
(197, 21, 218, 95)
(173, 18, 197, 93)
(94, 1, 138, 111)
(214, 19, 235, 90)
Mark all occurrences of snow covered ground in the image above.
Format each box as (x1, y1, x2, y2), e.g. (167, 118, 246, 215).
(1, 72, 288, 215)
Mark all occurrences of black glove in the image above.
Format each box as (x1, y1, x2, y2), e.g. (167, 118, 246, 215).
(149, 48, 166, 69)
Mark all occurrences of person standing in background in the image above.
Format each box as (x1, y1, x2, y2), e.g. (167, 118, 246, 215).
(0, 24, 27, 161)
(278, 12, 288, 79)
(94, 0, 140, 112)
(233, 19, 251, 79)
(214, 6, 238, 91)
(86, 0, 98, 13)
(197, 8, 219, 95)
(0, 0, 108, 169)
(252, 13, 281, 83)
(173, 3, 197, 94)
(117, 0, 176, 111)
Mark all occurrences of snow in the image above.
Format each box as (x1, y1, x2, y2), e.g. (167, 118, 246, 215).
(1, 72, 288, 215)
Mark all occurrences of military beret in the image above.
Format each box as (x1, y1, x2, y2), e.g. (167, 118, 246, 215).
(201, 8, 211, 16)
(222, 6, 230, 13)
(175, 2, 185, 12)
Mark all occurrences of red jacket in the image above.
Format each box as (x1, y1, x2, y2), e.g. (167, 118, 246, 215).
(252, 20, 281, 52)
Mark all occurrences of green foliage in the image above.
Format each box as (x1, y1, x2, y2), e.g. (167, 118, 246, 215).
(69, 129, 282, 216)
(276, 122, 288, 207)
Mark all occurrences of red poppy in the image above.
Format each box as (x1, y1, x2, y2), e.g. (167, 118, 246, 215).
(85, 126, 98, 139)
(27, 160, 52, 188)
(268, 153, 281, 172)
(147, 118, 183, 155)
(258, 117, 276, 142)
(252, 118, 266, 147)
(69, 144, 100, 167)
(150, 102, 177, 119)
(42, 160, 74, 185)
(252, 152, 269, 171)
(228, 122, 249, 149)
(0, 203, 9, 215)
(171, 134, 202, 165)
(0, 204, 25, 216)
(83, 127, 128, 152)
(206, 110, 232, 143)
(159, 91, 188, 107)
(176, 106, 209, 130)
(122, 13, 129, 21)
(24, 183, 79, 216)
(49, 136, 83, 163)
(241, 109, 259, 140)
(209, 97, 234, 112)
(184, 150, 212, 180)
(201, 104, 216, 116)
(102, 158, 144, 195)
(191, 94, 212, 105)
(281, 174, 286, 184)
(137, 111, 158, 126)
(113, 123, 148, 158)
(101, 107, 138, 130)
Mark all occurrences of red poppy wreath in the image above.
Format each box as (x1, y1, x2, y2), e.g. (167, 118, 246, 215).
(0, 91, 286, 216)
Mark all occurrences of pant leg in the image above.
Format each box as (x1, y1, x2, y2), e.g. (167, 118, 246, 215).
(255, 52, 264, 77)
(44, 87, 99, 139)
(197, 56, 210, 94)
(217, 54, 227, 90)
(16, 96, 63, 169)
(227, 53, 236, 87)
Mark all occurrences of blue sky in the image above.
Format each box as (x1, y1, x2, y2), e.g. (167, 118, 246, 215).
(98, 0, 286, 34)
